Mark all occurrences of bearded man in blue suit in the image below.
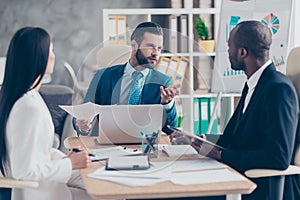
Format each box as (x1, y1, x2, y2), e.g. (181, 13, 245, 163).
(75, 22, 180, 135)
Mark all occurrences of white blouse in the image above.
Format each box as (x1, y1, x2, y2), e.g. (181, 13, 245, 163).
(5, 89, 72, 182)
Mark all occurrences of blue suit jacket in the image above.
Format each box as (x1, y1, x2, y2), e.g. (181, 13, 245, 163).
(218, 63, 300, 199)
(84, 64, 177, 134)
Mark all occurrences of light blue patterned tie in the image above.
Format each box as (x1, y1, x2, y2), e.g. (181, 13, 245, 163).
(128, 71, 143, 105)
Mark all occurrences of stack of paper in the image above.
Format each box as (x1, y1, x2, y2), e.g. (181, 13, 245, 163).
(88, 159, 238, 187)
(161, 145, 198, 157)
(90, 146, 142, 161)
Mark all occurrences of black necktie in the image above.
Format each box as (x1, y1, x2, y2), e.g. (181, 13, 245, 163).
(237, 83, 249, 121)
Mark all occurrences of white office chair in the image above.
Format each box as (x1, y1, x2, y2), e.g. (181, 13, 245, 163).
(0, 172, 39, 199)
(244, 47, 300, 199)
(0, 57, 6, 85)
(63, 61, 90, 101)
(95, 44, 131, 71)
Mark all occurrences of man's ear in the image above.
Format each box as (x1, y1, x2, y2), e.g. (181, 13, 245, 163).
(239, 47, 248, 58)
(131, 40, 138, 51)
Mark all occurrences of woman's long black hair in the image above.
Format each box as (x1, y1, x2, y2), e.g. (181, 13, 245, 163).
(0, 27, 50, 175)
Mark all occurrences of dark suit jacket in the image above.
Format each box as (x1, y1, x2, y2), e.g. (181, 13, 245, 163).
(217, 64, 300, 199)
(84, 64, 177, 134)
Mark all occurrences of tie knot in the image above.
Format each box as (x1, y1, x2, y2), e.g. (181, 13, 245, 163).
(132, 71, 143, 80)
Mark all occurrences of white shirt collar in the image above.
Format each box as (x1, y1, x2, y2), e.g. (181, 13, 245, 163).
(247, 59, 272, 91)
(124, 62, 149, 77)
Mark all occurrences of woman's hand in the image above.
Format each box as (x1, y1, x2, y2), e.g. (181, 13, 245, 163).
(66, 150, 91, 169)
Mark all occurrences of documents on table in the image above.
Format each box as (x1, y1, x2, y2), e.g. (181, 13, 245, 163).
(88, 158, 247, 187)
(106, 155, 150, 170)
(90, 146, 142, 161)
(88, 164, 170, 187)
(160, 144, 198, 157)
(170, 168, 247, 185)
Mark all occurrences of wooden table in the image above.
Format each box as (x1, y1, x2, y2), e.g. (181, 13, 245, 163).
(66, 136, 256, 200)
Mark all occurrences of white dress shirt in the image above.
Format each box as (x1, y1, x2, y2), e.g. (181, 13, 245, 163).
(119, 62, 174, 109)
(243, 59, 272, 113)
(119, 62, 149, 104)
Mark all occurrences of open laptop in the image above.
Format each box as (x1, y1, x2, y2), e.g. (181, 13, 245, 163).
(97, 104, 163, 144)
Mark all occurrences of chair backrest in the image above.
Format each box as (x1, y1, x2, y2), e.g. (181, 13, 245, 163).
(63, 61, 78, 89)
(0, 57, 6, 85)
(94, 45, 131, 71)
(286, 46, 300, 166)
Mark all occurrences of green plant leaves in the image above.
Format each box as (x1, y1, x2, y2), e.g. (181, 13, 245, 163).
(195, 17, 209, 40)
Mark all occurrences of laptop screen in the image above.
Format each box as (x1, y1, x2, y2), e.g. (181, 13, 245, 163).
(97, 104, 163, 144)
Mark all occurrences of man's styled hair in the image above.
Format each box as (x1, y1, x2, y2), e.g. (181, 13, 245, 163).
(234, 20, 272, 60)
(130, 22, 163, 45)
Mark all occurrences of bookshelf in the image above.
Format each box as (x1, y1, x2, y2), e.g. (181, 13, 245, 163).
(102, 2, 240, 134)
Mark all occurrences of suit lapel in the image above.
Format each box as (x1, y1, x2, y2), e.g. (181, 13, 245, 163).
(110, 64, 126, 104)
(141, 70, 159, 103)
(239, 63, 276, 122)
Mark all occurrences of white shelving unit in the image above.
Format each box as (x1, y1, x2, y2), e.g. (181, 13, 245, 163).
(102, 3, 239, 134)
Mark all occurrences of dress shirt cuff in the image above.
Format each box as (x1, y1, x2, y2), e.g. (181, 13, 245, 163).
(163, 99, 175, 111)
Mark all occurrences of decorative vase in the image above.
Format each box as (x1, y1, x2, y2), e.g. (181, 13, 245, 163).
(199, 40, 215, 53)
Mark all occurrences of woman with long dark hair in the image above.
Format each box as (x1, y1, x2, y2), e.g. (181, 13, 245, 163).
(0, 27, 92, 200)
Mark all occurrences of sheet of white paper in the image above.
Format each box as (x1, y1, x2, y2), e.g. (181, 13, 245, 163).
(88, 159, 230, 187)
(151, 158, 227, 172)
(90, 146, 142, 161)
(88, 166, 170, 187)
(170, 168, 247, 185)
(59, 102, 101, 120)
(94, 175, 164, 187)
(160, 144, 198, 157)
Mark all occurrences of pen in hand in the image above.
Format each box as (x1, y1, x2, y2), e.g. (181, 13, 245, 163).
(71, 148, 95, 157)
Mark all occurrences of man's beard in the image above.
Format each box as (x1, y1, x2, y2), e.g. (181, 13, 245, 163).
(231, 61, 245, 71)
(229, 52, 245, 71)
(136, 49, 156, 69)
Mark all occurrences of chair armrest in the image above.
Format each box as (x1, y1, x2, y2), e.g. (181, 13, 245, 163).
(245, 165, 300, 178)
(0, 177, 39, 189)
(64, 137, 72, 150)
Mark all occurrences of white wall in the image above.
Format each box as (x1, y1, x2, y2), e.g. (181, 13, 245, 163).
(294, 0, 300, 47)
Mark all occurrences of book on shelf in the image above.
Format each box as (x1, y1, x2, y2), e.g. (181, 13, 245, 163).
(199, 98, 209, 134)
(156, 57, 170, 74)
(175, 99, 184, 128)
(167, 56, 180, 80)
(107, 15, 127, 44)
(193, 97, 219, 135)
(117, 16, 126, 45)
(156, 56, 188, 86)
(208, 98, 218, 134)
(174, 56, 189, 85)
(193, 98, 200, 134)
(168, 15, 178, 53)
(108, 16, 117, 44)
(177, 15, 188, 53)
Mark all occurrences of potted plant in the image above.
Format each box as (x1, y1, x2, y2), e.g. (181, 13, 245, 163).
(194, 17, 215, 52)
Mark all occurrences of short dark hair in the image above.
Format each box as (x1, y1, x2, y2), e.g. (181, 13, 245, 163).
(234, 20, 272, 60)
(0, 27, 50, 175)
(130, 22, 163, 45)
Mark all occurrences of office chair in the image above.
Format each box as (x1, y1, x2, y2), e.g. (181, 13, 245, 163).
(95, 44, 131, 70)
(0, 57, 6, 86)
(63, 61, 89, 101)
(244, 46, 300, 200)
